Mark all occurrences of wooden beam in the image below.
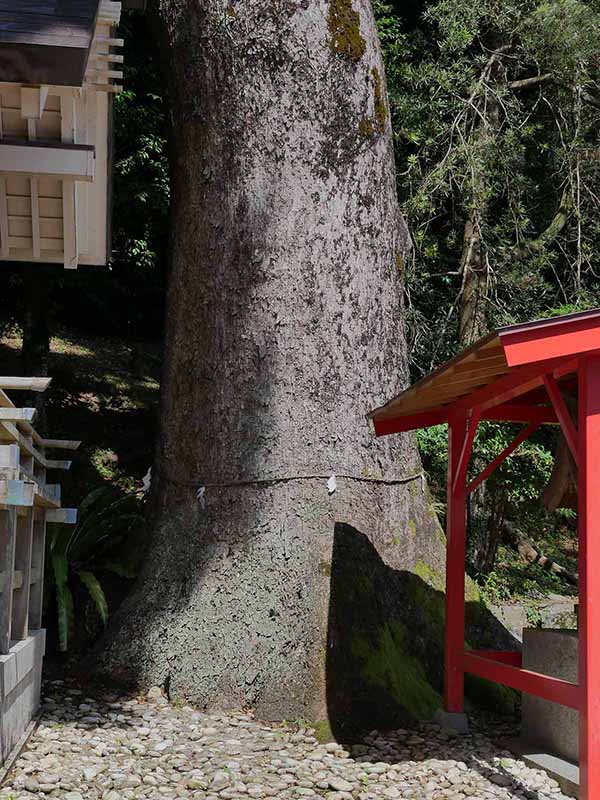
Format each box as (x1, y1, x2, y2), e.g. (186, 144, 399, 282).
(0, 480, 35, 507)
(45, 508, 77, 524)
(0, 377, 51, 393)
(94, 53, 124, 64)
(94, 37, 125, 47)
(467, 649, 522, 667)
(11, 509, 34, 641)
(373, 402, 557, 436)
(0, 176, 8, 258)
(502, 313, 600, 368)
(466, 421, 540, 496)
(445, 414, 468, 713)
(484, 403, 556, 424)
(30, 176, 41, 259)
(462, 651, 579, 709)
(28, 513, 46, 630)
(0, 142, 95, 182)
(0, 445, 20, 473)
(41, 438, 81, 451)
(577, 355, 600, 799)
(62, 178, 78, 269)
(543, 374, 579, 465)
(45, 460, 72, 471)
(0, 508, 16, 653)
(60, 92, 76, 144)
(452, 408, 481, 494)
(453, 355, 576, 415)
(0, 409, 36, 423)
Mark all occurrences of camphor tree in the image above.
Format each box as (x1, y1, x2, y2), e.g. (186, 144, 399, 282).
(98, 0, 458, 733)
(377, 0, 600, 572)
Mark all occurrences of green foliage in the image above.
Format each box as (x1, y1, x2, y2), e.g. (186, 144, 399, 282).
(375, 0, 600, 372)
(418, 421, 553, 503)
(46, 487, 145, 651)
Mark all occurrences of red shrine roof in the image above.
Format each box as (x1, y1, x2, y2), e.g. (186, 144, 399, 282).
(369, 307, 600, 435)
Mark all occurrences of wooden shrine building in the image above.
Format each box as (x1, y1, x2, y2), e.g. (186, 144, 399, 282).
(0, 0, 125, 268)
(369, 307, 600, 800)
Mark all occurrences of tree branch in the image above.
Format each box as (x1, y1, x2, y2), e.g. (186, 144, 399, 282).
(507, 73, 553, 90)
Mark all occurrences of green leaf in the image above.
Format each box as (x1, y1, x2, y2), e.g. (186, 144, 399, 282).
(76, 570, 109, 626)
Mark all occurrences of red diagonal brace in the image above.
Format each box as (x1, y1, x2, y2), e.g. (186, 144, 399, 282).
(543, 374, 579, 465)
(452, 407, 481, 495)
(466, 421, 540, 496)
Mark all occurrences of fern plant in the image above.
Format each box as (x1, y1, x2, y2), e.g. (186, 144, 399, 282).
(46, 486, 145, 651)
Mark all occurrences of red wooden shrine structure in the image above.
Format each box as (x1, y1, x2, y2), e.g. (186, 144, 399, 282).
(369, 308, 600, 799)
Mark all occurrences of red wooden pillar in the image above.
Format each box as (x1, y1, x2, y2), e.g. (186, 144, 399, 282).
(445, 412, 468, 712)
(579, 355, 600, 800)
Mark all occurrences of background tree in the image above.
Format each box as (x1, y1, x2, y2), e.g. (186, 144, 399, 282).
(376, 0, 600, 576)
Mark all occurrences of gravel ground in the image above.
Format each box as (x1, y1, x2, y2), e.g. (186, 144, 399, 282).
(0, 682, 570, 800)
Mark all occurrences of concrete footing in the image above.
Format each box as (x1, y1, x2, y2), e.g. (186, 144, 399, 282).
(433, 709, 469, 734)
(507, 738, 579, 798)
(0, 630, 45, 764)
(522, 628, 578, 763)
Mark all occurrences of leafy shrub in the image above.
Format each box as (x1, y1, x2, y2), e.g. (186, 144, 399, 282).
(46, 487, 145, 651)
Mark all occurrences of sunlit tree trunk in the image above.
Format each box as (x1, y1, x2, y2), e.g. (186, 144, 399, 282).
(100, 0, 445, 729)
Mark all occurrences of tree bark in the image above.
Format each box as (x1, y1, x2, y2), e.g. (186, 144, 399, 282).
(99, 0, 446, 731)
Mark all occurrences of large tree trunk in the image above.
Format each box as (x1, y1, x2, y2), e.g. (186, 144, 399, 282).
(99, 0, 448, 733)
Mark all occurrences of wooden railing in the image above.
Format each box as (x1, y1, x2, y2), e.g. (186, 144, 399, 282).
(0, 378, 79, 654)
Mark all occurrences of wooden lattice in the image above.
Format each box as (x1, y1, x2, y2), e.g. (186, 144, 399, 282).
(0, 378, 79, 654)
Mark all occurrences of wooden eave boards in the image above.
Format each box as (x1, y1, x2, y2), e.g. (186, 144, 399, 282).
(0, 1, 100, 87)
(0, 0, 123, 268)
(369, 307, 600, 425)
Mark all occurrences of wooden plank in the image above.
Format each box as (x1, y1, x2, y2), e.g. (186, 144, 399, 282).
(62, 178, 78, 269)
(466, 422, 540, 496)
(21, 86, 48, 120)
(0, 142, 95, 182)
(41, 439, 81, 451)
(0, 508, 16, 653)
(0, 570, 22, 592)
(45, 460, 72, 470)
(94, 53, 123, 63)
(0, 176, 8, 257)
(0, 479, 35, 507)
(0, 444, 20, 472)
(94, 37, 124, 47)
(46, 508, 77, 524)
(83, 82, 122, 94)
(30, 177, 41, 258)
(543, 374, 579, 465)
(0, 425, 47, 469)
(11, 509, 34, 641)
(60, 92, 76, 144)
(0, 409, 36, 423)
(0, 377, 51, 393)
(88, 68, 123, 80)
(462, 650, 580, 710)
(28, 511, 46, 630)
(32, 484, 61, 510)
(0, 1, 99, 21)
